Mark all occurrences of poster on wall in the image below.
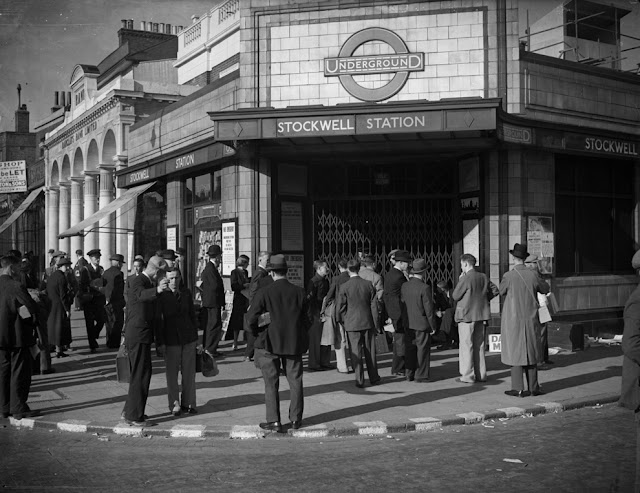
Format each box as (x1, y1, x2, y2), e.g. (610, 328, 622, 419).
(281, 201, 303, 251)
(462, 219, 480, 267)
(284, 254, 304, 288)
(194, 216, 222, 304)
(0, 160, 27, 193)
(527, 215, 554, 274)
(166, 225, 177, 251)
(221, 220, 237, 276)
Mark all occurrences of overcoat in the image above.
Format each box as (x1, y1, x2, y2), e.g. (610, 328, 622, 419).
(124, 273, 159, 345)
(499, 264, 550, 366)
(620, 283, 640, 411)
(46, 270, 72, 346)
(0, 274, 38, 348)
(201, 261, 224, 309)
(229, 267, 249, 333)
(401, 278, 438, 332)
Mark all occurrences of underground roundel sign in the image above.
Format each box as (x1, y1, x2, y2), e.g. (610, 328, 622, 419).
(324, 27, 425, 102)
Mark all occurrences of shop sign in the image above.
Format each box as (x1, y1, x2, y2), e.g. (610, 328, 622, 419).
(324, 27, 425, 102)
(277, 116, 354, 137)
(356, 112, 441, 134)
(0, 160, 27, 193)
(488, 334, 501, 353)
(124, 165, 159, 186)
(194, 203, 221, 224)
(501, 124, 533, 144)
(61, 120, 98, 149)
(284, 254, 304, 288)
(566, 133, 638, 157)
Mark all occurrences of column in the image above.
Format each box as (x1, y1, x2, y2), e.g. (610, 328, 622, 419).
(70, 177, 84, 256)
(83, 172, 99, 256)
(114, 155, 128, 266)
(99, 164, 115, 268)
(46, 187, 59, 255)
(58, 182, 71, 254)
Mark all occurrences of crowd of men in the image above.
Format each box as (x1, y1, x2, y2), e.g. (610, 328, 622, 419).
(0, 242, 553, 432)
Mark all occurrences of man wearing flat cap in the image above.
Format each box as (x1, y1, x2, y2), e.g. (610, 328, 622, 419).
(79, 249, 106, 353)
(383, 249, 411, 376)
(248, 254, 312, 432)
(499, 243, 549, 397)
(103, 254, 126, 349)
(201, 245, 224, 357)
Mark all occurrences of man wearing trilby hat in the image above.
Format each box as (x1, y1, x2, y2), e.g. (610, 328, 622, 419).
(499, 243, 550, 397)
(201, 244, 225, 357)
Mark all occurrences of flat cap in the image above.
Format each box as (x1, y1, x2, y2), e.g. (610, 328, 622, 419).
(110, 254, 125, 263)
(52, 250, 67, 259)
(87, 249, 101, 258)
(56, 257, 72, 267)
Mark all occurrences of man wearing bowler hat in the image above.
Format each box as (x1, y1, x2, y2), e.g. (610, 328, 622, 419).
(103, 254, 126, 349)
(499, 243, 549, 397)
(79, 249, 106, 353)
(247, 254, 312, 432)
(383, 249, 411, 376)
(401, 258, 439, 382)
(201, 244, 224, 357)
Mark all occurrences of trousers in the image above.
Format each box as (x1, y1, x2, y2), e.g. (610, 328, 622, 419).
(346, 330, 379, 386)
(203, 307, 222, 354)
(308, 317, 330, 369)
(511, 364, 539, 392)
(0, 347, 32, 415)
(405, 329, 432, 380)
(123, 342, 152, 421)
(164, 341, 197, 410)
(458, 321, 487, 382)
(105, 301, 125, 348)
(256, 349, 303, 423)
(84, 299, 105, 349)
(334, 323, 351, 372)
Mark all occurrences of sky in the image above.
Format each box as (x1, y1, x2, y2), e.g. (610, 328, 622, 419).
(0, 0, 638, 133)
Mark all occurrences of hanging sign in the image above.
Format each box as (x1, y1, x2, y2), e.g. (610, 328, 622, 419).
(0, 160, 27, 193)
(221, 220, 237, 276)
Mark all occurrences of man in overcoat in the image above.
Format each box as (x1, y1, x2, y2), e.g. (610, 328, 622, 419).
(401, 259, 439, 382)
(244, 251, 271, 362)
(383, 250, 411, 376)
(121, 255, 168, 426)
(499, 243, 550, 397)
(452, 253, 498, 383)
(620, 250, 640, 491)
(247, 255, 312, 433)
(201, 244, 224, 357)
(336, 259, 380, 388)
(0, 255, 40, 419)
(46, 257, 73, 357)
(79, 249, 106, 353)
(322, 258, 351, 373)
(103, 254, 126, 349)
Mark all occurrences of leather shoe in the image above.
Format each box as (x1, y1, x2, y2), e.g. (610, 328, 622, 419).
(355, 383, 364, 388)
(504, 390, 531, 397)
(259, 421, 282, 433)
(181, 406, 198, 414)
(13, 409, 41, 419)
(455, 378, 475, 384)
(370, 378, 381, 385)
(415, 378, 430, 383)
(393, 371, 406, 377)
(291, 420, 302, 430)
(40, 368, 56, 375)
(532, 389, 544, 396)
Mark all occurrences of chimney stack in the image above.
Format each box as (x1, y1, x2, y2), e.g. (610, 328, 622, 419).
(191, 15, 199, 24)
(60, 92, 66, 107)
(121, 19, 127, 29)
(54, 91, 59, 107)
(140, 20, 146, 31)
(15, 104, 29, 133)
(164, 23, 172, 34)
(127, 19, 133, 29)
(67, 91, 71, 107)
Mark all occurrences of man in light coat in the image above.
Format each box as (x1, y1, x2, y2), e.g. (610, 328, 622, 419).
(452, 253, 498, 384)
(499, 243, 550, 397)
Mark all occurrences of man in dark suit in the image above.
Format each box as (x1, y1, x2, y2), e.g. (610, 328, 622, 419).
(247, 254, 312, 433)
(201, 244, 224, 357)
(383, 250, 411, 376)
(621, 250, 640, 491)
(244, 251, 271, 362)
(121, 255, 168, 426)
(103, 254, 126, 349)
(0, 255, 40, 419)
(452, 253, 499, 384)
(72, 249, 88, 311)
(79, 249, 106, 353)
(336, 259, 380, 388)
(401, 259, 438, 382)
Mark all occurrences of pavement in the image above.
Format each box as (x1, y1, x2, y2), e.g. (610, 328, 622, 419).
(6, 311, 624, 439)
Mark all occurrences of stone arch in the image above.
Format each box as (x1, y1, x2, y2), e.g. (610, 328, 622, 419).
(101, 129, 117, 164)
(50, 160, 59, 186)
(86, 139, 99, 172)
(60, 155, 71, 182)
(72, 147, 84, 177)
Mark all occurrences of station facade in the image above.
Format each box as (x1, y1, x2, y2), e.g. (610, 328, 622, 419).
(117, 0, 640, 332)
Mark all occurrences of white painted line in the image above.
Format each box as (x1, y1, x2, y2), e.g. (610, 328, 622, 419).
(497, 407, 526, 418)
(229, 425, 265, 439)
(536, 402, 563, 413)
(456, 412, 485, 424)
(57, 420, 90, 433)
(9, 417, 35, 429)
(410, 417, 442, 432)
(354, 421, 387, 435)
(113, 424, 144, 436)
(170, 424, 206, 438)
(290, 424, 329, 438)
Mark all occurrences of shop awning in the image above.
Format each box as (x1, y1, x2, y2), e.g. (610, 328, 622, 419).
(0, 187, 44, 235)
(58, 182, 155, 238)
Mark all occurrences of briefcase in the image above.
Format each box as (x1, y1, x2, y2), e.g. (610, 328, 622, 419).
(375, 332, 390, 354)
(115, 344, 130, 383)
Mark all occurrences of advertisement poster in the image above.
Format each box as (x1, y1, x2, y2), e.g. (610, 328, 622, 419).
(194, 216, 222, 304)
(0, 160, 27, 193)
(462, 219, 480, 267)
(284, 254, 304, 288)
(166, 225, 177, 251)
(221, 220, 236, 276)
(527, 215, 554, 274)
(281, 201, 303, 251)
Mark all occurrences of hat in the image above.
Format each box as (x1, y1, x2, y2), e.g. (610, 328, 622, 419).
(159, 249, 176, 261)
(394, 250, 412, 263)
(110, 254, 125, 263)
(87, 249, 101, 258)
(411, 258, 428, 273)
(147, 255, 168, 271)
(134, 254, 144, 261)
(48, 249, 55, 254)
(207, 245, 222, 257)
(56, 257, 72, 267)
(176, 247, 186, 256)
(266, 254, 288, 271)
(362, 254, 375, 264)
(509, 243, 529, 260)
(632, 250, 640, 270)
(389, 249, 399, 259)
(52, 250, 66, 259)
(525, 254, 539, 263)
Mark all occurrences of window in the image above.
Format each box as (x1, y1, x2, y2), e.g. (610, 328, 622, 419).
(555, 154, 634, 275)
(134, 182, 167, 259)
